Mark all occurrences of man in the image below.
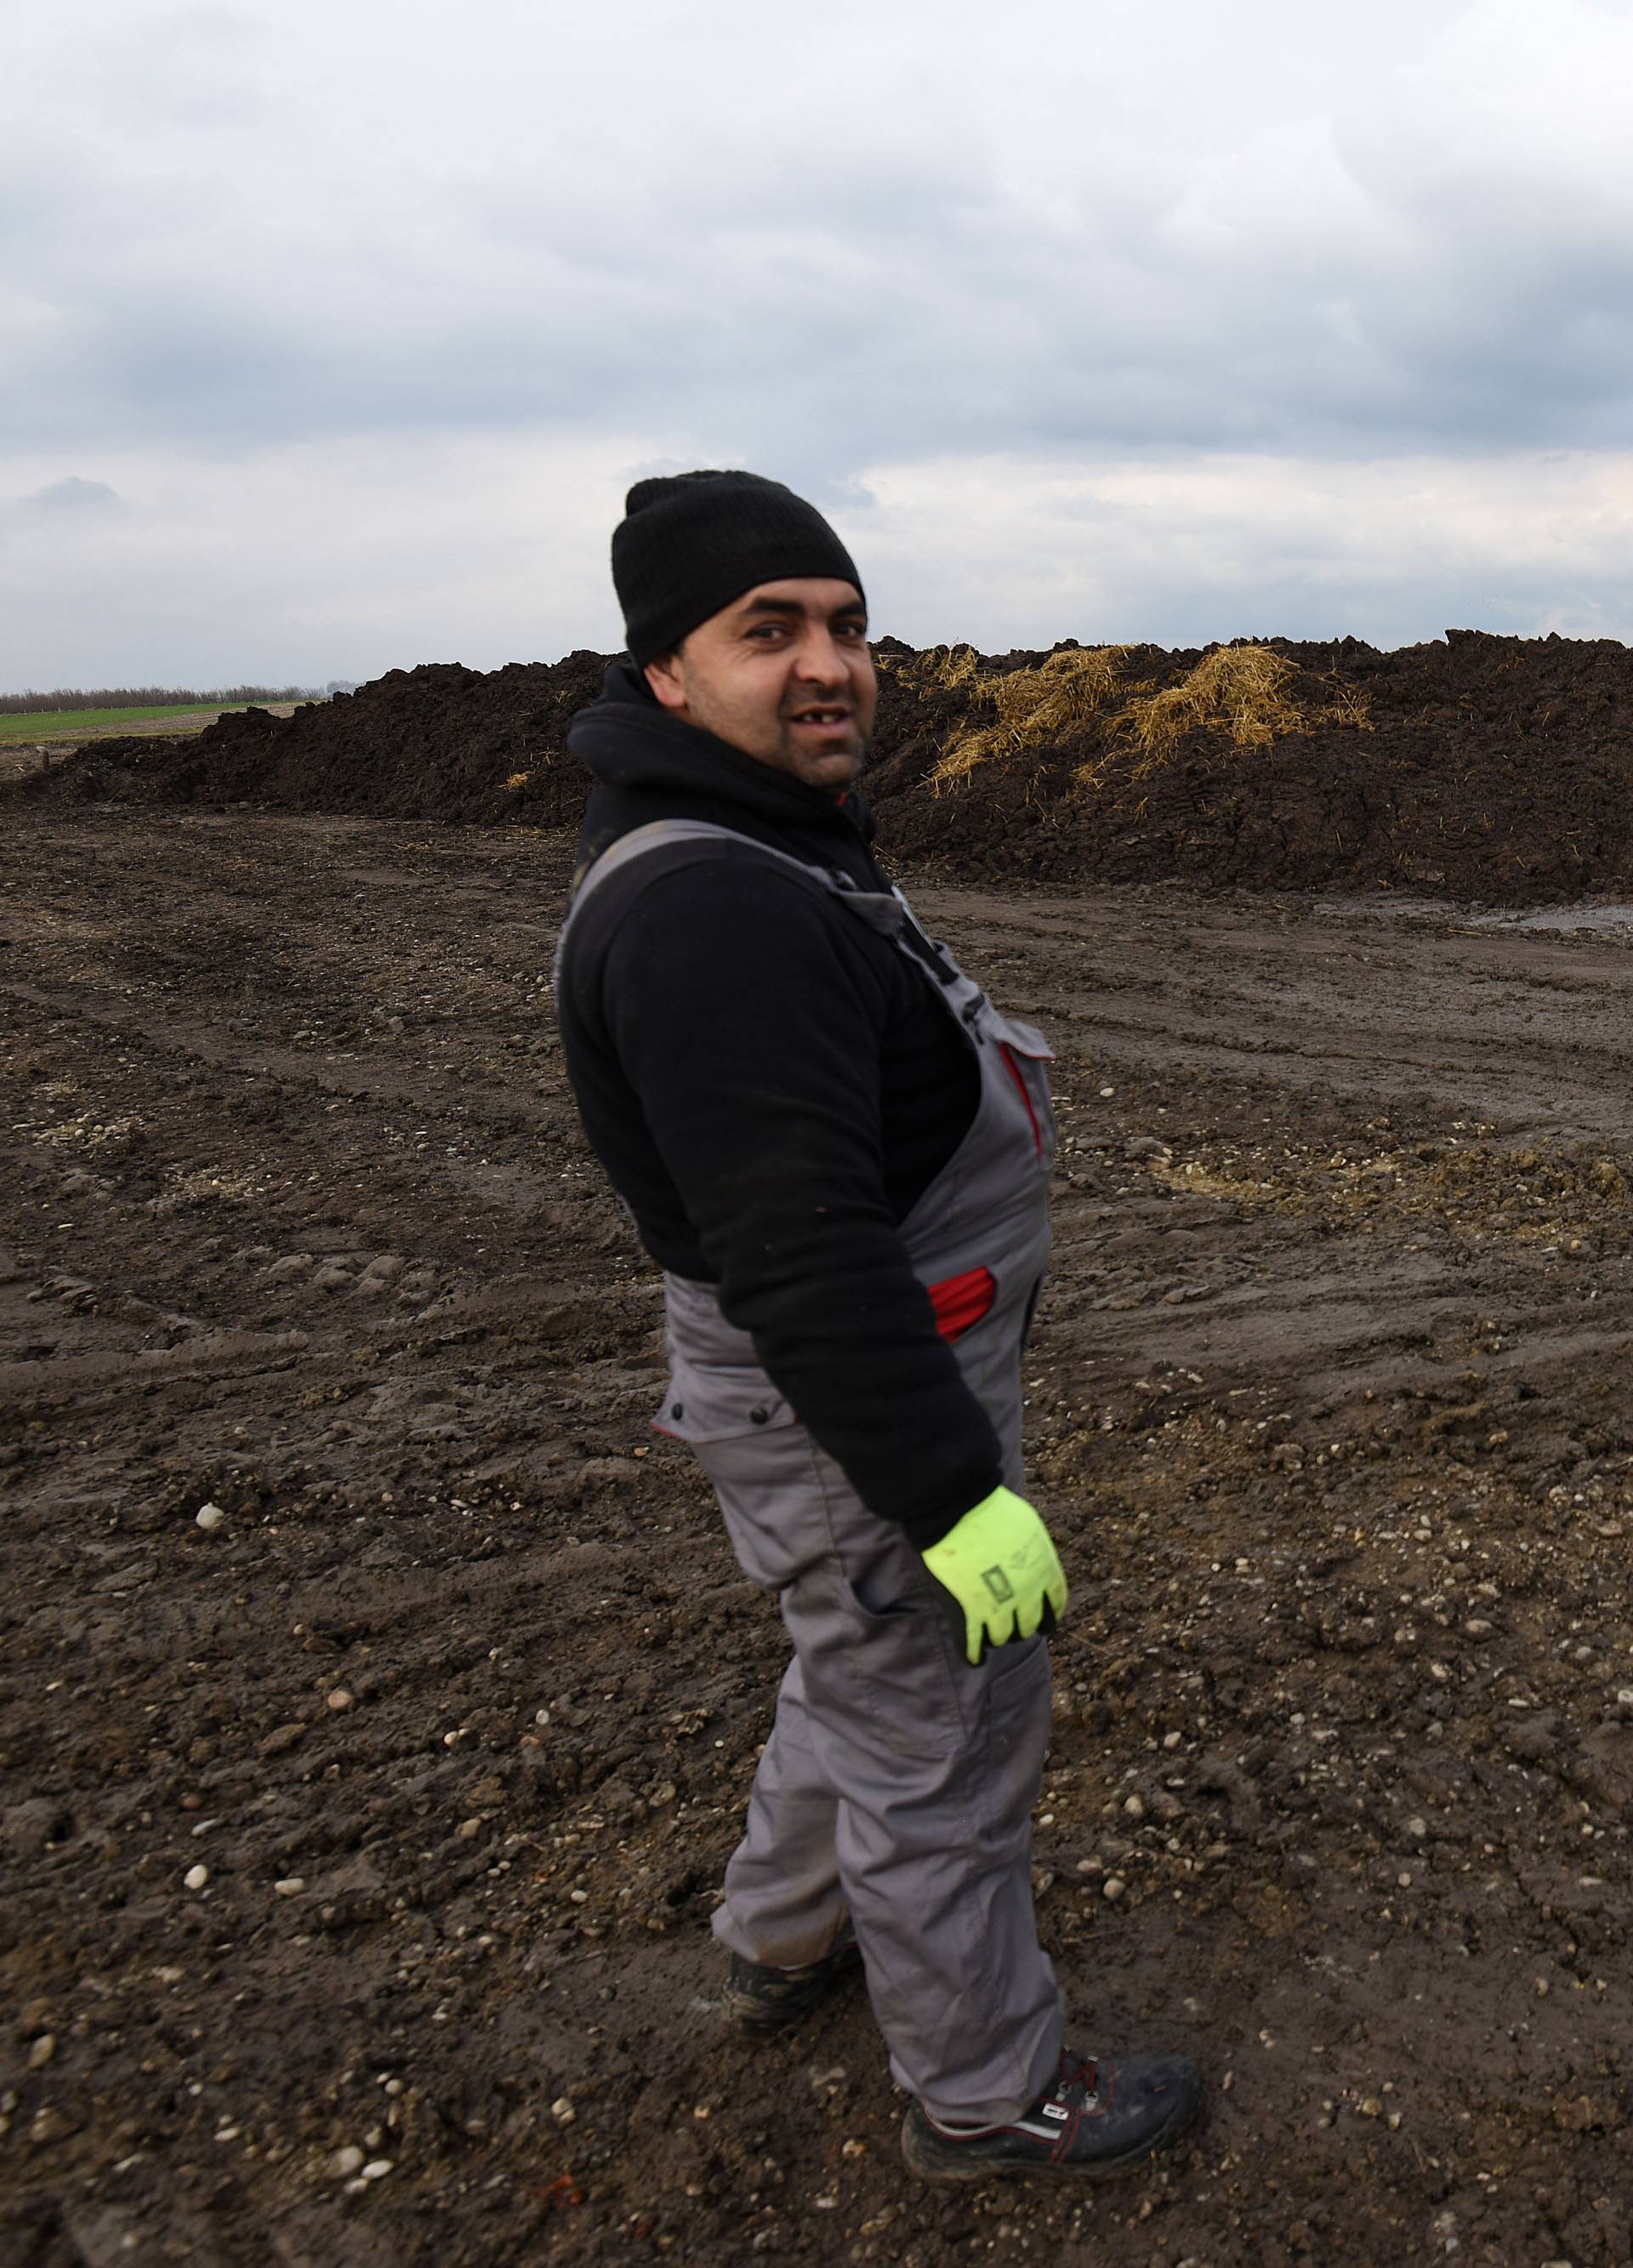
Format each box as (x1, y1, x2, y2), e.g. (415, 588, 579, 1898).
(555, 470, 1202, 2183)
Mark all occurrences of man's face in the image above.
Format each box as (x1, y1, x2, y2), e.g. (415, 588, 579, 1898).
(643, 577, 877, 794)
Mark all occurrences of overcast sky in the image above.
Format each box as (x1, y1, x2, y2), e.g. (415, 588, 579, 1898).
(6, 0, 1633, 686)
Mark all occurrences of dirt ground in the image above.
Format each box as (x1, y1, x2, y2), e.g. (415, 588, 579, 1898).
(5, 808, 1633, 2267)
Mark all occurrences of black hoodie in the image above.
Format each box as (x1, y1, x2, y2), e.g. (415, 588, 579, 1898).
(555, 664, 999, 1548)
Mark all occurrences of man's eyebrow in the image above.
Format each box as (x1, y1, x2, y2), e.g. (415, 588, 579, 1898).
(737, 595, 868, 622)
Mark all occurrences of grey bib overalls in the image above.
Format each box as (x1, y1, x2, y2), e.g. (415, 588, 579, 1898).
(558, 821, 1066, 2122)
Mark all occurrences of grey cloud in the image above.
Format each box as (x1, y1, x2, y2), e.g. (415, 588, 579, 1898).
(0, 476, 126, 556)
(10, 0, 1633, 685)
(0, 473, 123, 566)
(15, 476, 124, 516)
(9, 0, 1633, 479)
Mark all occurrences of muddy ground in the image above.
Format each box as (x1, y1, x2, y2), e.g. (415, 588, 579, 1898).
(5, 808, 1633, 2267)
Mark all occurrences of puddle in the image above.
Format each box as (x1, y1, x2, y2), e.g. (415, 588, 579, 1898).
(1463, 903, 1633, 934)
(1313, 896, 1633, 938)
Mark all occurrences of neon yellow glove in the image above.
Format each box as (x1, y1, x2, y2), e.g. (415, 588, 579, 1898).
(921, 1485, 1068, 1666)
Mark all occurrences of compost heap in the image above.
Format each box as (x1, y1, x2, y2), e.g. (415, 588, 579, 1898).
(21, 630, 1633, 901)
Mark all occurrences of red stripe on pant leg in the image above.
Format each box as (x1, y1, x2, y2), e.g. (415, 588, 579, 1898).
(927, 1266, 997, 1343)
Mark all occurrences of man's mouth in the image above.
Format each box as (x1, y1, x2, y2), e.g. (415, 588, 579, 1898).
(788, 705, 852, 730)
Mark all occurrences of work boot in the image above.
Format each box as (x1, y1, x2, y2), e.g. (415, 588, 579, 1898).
(720, 1923, 862, 2038)
(901, 2046, 1203, 2184)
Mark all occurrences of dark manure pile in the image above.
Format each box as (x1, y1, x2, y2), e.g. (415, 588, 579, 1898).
(868, 629, 1633, 900)
(20, 629, 1633, 901)
(14, 655, 612, 828)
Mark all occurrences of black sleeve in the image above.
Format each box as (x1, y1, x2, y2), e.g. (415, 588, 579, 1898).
(598, 853, 1002, 1546)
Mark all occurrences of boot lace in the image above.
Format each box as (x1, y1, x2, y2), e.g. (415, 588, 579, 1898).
(1055, 2049, 1101, 2108)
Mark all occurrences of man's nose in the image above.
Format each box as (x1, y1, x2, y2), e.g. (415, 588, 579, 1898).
(792, 629, 851, 682)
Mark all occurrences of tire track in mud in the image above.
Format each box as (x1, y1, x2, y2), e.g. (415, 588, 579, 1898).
(6, 813, 1633, 2266)
(937, 888, 1633, 1139)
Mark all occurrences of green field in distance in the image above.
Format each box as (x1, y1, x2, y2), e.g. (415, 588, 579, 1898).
(0, 704, 258, 743)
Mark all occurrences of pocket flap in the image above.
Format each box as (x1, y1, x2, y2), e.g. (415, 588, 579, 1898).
(652, 1364, 795, 1444)
(998, 1014, 1055, 1061)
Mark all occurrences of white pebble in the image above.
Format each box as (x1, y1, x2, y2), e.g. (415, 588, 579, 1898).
(1103, 1876, 1127, 1901)
(326, 1689, 355, 1712)
(361, 2158, 394, 2180)
(330, 2145, 365, 2176)
(195, 1504, 226, 1532)
(551, 2097, 576, 2125)
(184, 1864, 209, 1890)
(274, 1878, 306, 1897)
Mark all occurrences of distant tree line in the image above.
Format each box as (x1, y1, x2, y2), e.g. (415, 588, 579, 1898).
(0, 684, 327, 714)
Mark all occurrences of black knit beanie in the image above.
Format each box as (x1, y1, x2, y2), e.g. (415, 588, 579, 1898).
(612, 470, 863, 665)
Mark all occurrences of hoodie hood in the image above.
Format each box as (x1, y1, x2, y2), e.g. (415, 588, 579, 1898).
(567, 658, 876, 846)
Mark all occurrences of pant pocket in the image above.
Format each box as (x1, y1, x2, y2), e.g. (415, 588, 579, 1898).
(801, 1563, 967, 1763)
(652, 1360, 795, 1445)
(980, 1634, 1051, 1798)
(693, 1416, 836, 1594)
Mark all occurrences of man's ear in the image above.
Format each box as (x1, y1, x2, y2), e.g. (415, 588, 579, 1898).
(644, 651, 688, 715)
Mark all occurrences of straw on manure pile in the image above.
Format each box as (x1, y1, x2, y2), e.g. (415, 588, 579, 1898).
(922, 642, 1369, 792)
(926, 647, 1133, 788)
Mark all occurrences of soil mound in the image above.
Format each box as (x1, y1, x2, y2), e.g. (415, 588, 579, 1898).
(868, 630, 1633, 899)
(18, 629, 1633, 900)
(19, 655, 611, 827)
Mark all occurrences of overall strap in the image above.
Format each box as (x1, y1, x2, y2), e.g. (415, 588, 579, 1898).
(553, 818, 906, 991)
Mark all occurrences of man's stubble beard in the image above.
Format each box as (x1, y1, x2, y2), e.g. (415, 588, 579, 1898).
(771, 719, 871, 791)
